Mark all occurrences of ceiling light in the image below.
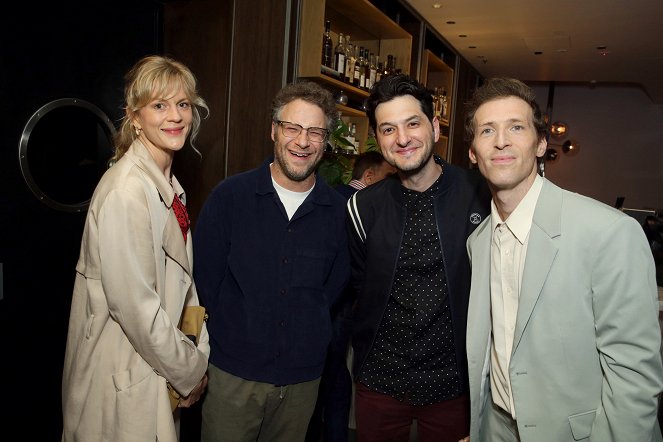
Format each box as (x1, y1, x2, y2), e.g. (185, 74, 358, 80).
(459, 34, 467, 38)
(550, 121, 567, 138)
(432, 3, 442, 8)
(446, 21, 455, 24)
(562, 139, 580, 156)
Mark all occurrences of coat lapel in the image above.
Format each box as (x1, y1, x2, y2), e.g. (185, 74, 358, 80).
(512, 180, 562, 353)
(162, 209, 191, 275)
(129, 140, 191, 276)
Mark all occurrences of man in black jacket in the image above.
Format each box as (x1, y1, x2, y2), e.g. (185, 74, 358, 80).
(346, 74, 490, 442)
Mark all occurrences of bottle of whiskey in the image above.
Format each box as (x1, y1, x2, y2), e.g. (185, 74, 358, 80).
(321, 20, 333, 69)
(350, 123, 359, 153)
(334, 33, 346, 76)
(345, 42, 356, 84)
(440, 88, 449, 120)
(353, 46, 361, 88)
(368, 53, 377, 89)
(344, 35, 353, 84)
(376, 56, 383, 84)
(384, 55, 393, 77)
(358, 47, 366, 89)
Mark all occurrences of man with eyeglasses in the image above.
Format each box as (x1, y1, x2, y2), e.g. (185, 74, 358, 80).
(194, 81, 350, 441)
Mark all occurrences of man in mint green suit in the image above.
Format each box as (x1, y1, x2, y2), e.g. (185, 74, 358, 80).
(463, 77, 663, 442)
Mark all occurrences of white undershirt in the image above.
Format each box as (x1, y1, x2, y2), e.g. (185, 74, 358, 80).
(271, 176, 314, 220)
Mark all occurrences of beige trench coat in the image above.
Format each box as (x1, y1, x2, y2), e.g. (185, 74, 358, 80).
(62, 140, 209, 441)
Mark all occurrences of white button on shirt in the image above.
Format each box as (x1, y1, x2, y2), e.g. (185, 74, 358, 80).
(489, 174, 543, 419)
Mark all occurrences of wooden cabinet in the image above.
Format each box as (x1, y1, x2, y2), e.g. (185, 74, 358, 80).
(297, 0, 413, 152)
(294, 0, 481, 167)
(420, 49, 454, 160)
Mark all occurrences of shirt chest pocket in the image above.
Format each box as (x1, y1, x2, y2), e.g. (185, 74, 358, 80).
(291, 248, 333, 289)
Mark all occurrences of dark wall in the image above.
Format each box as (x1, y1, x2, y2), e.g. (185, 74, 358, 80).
(0, 1, 162, 439)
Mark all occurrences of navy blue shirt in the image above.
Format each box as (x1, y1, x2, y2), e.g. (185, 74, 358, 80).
(193, 157, 350, 385)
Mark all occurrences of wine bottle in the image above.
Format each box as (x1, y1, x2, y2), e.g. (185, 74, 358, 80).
(334, 33, 346, 76)
(358, 47, 366, 89)
(321, 20, 333, 69)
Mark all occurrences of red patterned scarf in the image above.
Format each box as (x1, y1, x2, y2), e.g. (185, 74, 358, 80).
(171, 194, 190, 243)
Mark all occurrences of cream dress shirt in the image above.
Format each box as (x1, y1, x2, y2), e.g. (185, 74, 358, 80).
(489, 174, 543, 419)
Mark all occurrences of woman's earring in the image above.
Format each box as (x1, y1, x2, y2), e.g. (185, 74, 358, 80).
(135, 126, 142, 136)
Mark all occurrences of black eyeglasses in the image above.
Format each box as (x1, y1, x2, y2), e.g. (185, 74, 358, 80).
(275, 120, 329, 143)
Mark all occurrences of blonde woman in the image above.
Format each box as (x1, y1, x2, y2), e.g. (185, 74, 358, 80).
(62, 55, 209, 441)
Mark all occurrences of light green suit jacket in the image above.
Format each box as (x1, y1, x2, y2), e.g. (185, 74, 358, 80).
(466, 179, 663, 441)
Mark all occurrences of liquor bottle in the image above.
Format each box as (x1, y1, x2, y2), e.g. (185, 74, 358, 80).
(368, 53, 377, 89)
(362, 49, 371, 90)
(440, 88, 448, 120)
(344, 36, 354, 84)
(376, 57, 383, 84)
(353, 46, 361, 88)
(384, 54, 393, 76)
(321, 20, 333, 69)
(334, 33, 346, 76)
(350, 123, 359, 153)
(432, 87, 441, 119)
(345, 122, 355, 153)
(357, 47, 366, 89)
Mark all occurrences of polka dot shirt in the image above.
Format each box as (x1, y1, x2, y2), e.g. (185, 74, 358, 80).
(359, 176, 461, 405)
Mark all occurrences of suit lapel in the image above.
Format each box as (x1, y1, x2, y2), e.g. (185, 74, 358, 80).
(468, 219, 493, 359)
(512, 180, 562, 353)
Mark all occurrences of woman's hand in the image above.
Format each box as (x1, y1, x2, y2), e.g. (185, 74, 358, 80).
(178, 373, 208, 408)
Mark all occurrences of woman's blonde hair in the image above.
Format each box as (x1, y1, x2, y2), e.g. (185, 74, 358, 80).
(111, 55, 209, 162)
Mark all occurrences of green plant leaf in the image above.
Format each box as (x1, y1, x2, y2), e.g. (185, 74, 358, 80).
(365, 136, 379, 152)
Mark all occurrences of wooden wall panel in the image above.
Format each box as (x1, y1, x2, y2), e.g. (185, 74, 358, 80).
(164, 0, 232, 226)
(226, 0, 290, 176)
(164, 0, 290, 226)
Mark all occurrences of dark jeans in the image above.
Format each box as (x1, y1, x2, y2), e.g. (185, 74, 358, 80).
(306, 300, 353, 442)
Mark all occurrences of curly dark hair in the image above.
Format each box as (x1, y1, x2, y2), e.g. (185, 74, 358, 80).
(365, 74, 434, 133)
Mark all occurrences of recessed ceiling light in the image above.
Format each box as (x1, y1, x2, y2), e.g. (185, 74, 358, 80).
(468, 46, 477, 49)
(534, 51, 543, 55)
(459, 34, 467, 38)
(556, 48, 568, 53)
(446, 21, 456, 24)
(432, 3, 442, 8)
(596, 45, 607, 50)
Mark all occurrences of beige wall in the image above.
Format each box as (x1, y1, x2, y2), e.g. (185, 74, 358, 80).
(531, 83, 663, 212)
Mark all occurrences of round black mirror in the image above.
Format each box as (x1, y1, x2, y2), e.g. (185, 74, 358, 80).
(19, 98, 116, 212)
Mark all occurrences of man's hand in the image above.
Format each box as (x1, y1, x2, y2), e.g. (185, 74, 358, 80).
(178, 373, 208, 408)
